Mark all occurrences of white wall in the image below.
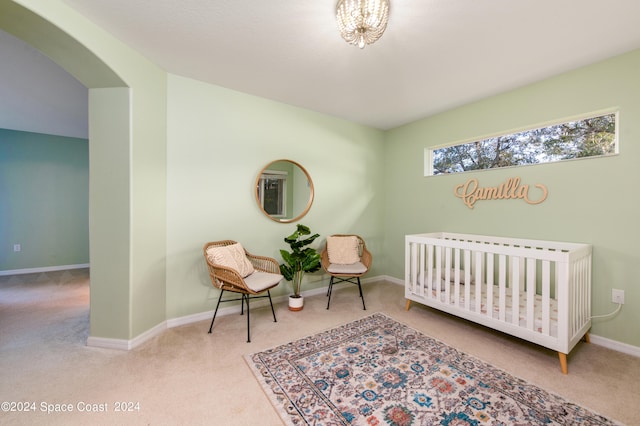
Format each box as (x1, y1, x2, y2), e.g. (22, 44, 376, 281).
(0, 29, 87, 138)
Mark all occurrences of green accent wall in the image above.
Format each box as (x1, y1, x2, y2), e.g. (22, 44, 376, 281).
(384, 49, 640, 347)
(0, 129, 88, 270)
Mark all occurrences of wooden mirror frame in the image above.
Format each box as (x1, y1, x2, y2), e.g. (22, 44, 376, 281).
(255, 159, 314, 223)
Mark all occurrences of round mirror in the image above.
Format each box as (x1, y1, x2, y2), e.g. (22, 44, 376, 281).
(255, 159, 314, 223)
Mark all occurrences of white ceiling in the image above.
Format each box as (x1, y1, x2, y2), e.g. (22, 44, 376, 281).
(47, 0, 640, 129)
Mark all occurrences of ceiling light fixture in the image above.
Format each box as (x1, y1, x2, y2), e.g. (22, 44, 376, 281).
(336, 0, 390, 49)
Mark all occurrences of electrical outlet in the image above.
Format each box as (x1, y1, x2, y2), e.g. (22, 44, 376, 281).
(13, 244, 21, 252)
(612, 289, 625, 304)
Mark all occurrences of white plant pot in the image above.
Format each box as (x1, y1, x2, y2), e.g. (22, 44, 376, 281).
(288, 295, 304, 311)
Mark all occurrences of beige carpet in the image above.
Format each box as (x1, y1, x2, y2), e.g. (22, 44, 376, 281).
(0, 269, 637, 425)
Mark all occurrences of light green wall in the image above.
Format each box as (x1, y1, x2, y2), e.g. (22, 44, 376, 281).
(384, 49, 640, 347)
(88, 88, 132, 339)
(0, 129, 88, 270)
(166, 74, 385, 319)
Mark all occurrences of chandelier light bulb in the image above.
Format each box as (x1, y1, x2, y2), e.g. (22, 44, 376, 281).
(336, 0, 390, 49)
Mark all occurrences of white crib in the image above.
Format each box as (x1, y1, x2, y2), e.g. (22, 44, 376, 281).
(405, 232, 592, 374)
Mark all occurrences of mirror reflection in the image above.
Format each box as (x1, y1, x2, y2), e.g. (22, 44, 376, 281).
(255, 159, 314, 223)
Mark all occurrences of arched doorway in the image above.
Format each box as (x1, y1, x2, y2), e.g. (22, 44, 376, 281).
(0, 1, 132, 342)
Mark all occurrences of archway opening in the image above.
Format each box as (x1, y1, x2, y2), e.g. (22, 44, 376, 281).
(0, 0, 130, 342)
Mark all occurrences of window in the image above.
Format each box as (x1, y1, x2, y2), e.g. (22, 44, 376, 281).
(426, 112, 618, 176)
(257, 170, 287, 217)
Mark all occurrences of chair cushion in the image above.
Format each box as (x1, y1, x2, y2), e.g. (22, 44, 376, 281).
(326, 236, 360, 264)
(206, 243, 255, 277)
(327, 261, 367, 274)
(243, 271, 283, 292)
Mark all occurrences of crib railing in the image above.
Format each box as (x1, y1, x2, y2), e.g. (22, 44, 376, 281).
(405, 232, 592, 353)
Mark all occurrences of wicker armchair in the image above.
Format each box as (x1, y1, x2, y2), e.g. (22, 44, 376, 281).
(203, 240, 283, 342)
(321, 234, 372, 310)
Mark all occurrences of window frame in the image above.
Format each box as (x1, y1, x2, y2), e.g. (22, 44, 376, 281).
(257, 169, 288, 218)
(424, 110, 619, 177)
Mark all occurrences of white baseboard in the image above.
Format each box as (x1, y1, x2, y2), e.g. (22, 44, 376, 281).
(381, 275, 404, 286)
(86, 335, 133, 350)
(166, 282, 332, 329)
(87, 321, 167, 350)
(0, 263, 90, 276)
(85, 274, 640, 359)
(383, 274, 640, 357)
(589, 333, 640, 358)
(88, 276, 377, 350)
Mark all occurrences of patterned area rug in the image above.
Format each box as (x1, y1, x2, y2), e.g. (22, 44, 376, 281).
(245, 313, 619, 425)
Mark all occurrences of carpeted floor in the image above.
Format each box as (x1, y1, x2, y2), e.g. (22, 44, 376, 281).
(247, 313, 620, 425)
(0, 269, 638, 425)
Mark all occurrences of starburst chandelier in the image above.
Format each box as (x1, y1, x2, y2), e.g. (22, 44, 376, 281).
(336, 0, 390, 49)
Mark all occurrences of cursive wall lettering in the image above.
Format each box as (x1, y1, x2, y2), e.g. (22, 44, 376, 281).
(454, 177, 548, 209)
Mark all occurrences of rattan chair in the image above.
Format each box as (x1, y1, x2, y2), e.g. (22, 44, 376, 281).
(203, 240, 283, 342)
(321, 234, 372, 310)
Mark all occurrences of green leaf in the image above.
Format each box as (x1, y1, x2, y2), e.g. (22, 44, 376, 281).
(279, 224, 321, 294)
(296, 224, 311, 235)
(279, 263, 294, 281)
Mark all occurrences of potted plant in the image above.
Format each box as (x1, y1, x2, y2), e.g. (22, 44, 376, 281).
(279, 224, 321, 311)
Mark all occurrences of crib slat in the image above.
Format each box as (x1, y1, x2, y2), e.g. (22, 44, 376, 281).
(511, 256, 520, 326)
(578, 256, 591, 332)
(499, 254, 507, 322)
(486, 253, 494, 319)
(435, 245, 443, 301)
(526, 258, 536, 331)
(464, 249, 471, 310)
(417, 242, 423, 297)
(581, 256, 591, 329)
(556, 260, 569, 348)
(418, 243, 425, 297)
(542, 260, 551, 336)
(426, 244, 434, 298)
(413, 243, 420, 296)
(444, 248, 460, 306)
(474, 251, 482, 314)
(579, 262, 585, 334)
(571, 260, 579, 334)
(518, 256, 525, 291)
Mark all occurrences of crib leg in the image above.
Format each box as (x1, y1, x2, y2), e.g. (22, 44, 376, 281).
(558, 352, 568, 375)
(583, 332, 591, 343)
(405, 299, 412, 311)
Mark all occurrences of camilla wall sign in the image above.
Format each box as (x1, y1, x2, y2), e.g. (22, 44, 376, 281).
(454, 177, 548, 209)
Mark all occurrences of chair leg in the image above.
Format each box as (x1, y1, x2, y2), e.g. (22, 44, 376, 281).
(327, 276, 366, 310)
(208, 290, 225, 333)
(326, 277, 334, 310)
(357, 277, 366, 310)
(267, 290, 277, 322)
(209, 290, 274, 342)
(245, 294, 251, 343)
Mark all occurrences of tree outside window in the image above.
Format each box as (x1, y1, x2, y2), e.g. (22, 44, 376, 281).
(428, 112, 617, 176)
